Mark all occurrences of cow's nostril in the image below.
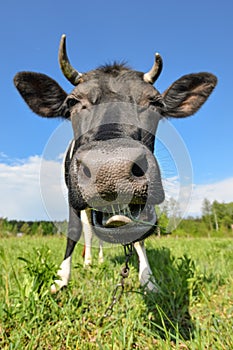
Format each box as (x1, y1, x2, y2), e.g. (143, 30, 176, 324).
(131, 157, 148, 177)
(132, 163, 144, 177)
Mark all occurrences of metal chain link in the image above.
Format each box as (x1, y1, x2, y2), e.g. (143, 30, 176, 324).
(99, 243, 134, 324)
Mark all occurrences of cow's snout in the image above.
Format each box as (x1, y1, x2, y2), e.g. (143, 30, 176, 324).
(69, 138, 164, 211)
(79, 152, 148, 184)
(88, 149, 148, 203)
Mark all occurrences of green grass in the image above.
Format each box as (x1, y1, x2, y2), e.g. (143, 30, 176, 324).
(0, 236, 233, 349)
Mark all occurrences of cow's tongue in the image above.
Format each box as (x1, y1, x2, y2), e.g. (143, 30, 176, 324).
(104, 215, 132, 228)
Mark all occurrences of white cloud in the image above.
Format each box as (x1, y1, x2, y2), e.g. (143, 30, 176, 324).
(1, 155, 233, 221)
(0, 156, 68, 221)
(187, 177, 233, 216)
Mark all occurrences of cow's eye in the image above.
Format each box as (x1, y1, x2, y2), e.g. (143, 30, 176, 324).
(67, 97, 79, 109)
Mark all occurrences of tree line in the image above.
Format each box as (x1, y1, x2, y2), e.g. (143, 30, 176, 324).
(1, 199, 233, 238)
(0, 218, 67, 238)
(163, 199, 233, 237)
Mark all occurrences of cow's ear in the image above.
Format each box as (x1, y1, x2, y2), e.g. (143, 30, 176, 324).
(14, 72, 68, 118)
(161, 73, 217, 118)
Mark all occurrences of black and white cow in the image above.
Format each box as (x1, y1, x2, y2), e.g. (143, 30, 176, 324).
(14, 35, 217, 292)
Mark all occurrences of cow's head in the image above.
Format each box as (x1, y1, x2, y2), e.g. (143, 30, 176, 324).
(14, 35, 217, 244)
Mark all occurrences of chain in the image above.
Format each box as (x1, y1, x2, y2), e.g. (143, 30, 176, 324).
(99, 243, 134, 324)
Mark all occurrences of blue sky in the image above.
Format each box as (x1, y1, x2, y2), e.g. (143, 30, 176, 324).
(1, 0, 233, 220)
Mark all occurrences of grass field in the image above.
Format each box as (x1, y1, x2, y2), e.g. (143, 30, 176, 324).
(0, 236, 233, 349)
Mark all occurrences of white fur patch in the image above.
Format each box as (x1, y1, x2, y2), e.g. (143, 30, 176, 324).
(82, 210, 104, 266)
(134, 241, 157, 291)
(51, 256, 71, 293)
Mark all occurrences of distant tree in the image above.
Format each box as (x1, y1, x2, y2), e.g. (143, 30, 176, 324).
(0, 218, 11, 236)
(202, 198, 213, 231)
(167, 197, 181, 232)
(54, 220, 68, 235)
(40, 221, 56, 235)
(211, 201, 219, 231)
(211, 201, 233, 232)
(20, 222, 30, 235)
(30, 222, 40, 236)
(156, 198, 182, 235)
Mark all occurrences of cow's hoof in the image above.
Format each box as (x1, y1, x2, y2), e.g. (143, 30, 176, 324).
(50, 280, 68, 294)
(84, 259, 92, 267)
(98, 257, 104, 264)
(140, 269, 159, 292)
(50, 284, 58, 294)
(145, 280, 159, 292)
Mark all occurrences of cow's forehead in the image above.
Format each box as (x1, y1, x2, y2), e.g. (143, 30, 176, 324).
(70, 69, 161, 102)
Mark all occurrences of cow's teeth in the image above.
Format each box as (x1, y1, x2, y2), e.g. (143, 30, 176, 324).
(91, 204, 145, 227)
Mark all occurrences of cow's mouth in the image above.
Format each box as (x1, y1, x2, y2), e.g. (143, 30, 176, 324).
(91, 204, 157, 244)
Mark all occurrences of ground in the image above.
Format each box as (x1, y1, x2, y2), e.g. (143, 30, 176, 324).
(0, 236, 233, 349)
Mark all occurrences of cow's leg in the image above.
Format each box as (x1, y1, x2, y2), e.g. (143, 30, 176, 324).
(81, 210, 93, 266)
(82, 210, 104, 265)
(134, 241, 157, 292)
(51, 206, 82, 293)
(98, 239, 104, 264)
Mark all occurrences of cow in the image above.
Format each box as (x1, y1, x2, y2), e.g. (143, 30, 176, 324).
(14, 35, 217, 292)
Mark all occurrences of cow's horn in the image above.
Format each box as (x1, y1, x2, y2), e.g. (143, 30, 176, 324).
(143, 53, 163, 84)
(59, 34, 82, 85)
